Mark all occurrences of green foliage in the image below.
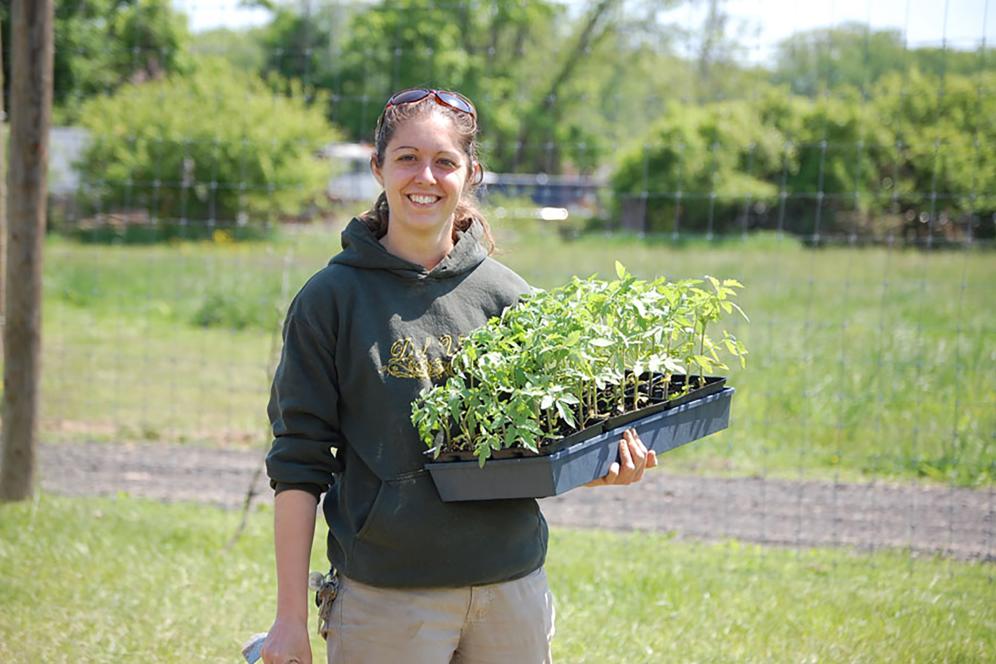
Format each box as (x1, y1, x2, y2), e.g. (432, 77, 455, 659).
(412, 265, 748, 464)
(611, 72, 994, 238)
(873, 69, 996, 230)
(189, 26, 267, 73)
(772, 91, 894, 235)
(773, 23, 994, 97)
(191, 289, 282, 331)
(611, 99, 782, 234)
(326, 0, 566, 170)
(254, 0, 699, 173)
(0, 0, 191, 121)
(75, 57, 338, 229)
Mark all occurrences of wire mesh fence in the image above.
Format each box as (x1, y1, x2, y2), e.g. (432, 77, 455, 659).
(2, 0, 994, 660)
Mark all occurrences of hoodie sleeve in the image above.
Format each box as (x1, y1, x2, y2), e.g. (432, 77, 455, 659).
(266, 287, 344, 496)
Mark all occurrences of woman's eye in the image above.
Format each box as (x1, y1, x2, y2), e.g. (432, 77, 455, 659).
(398, 154, 415, 161)
(439, 159, 457, 168)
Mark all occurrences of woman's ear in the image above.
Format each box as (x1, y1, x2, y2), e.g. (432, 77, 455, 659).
(370, 155, 383, 186)
(469, 161, 482, 186)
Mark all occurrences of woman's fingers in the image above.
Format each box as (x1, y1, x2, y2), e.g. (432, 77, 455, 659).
(618, 430, 635, 476)
(586, 429, 657, 487)
(629, 429, 647, 482)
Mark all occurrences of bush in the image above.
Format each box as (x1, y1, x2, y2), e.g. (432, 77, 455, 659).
(610, 100, 781, 235)
(75, 57, 339, 232)
(611, 75, 994, 241)
(872, 69, 996, 240)
(191, 290, 279, 331)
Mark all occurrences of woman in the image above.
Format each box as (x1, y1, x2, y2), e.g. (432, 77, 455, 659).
(262, 87, 657, 664)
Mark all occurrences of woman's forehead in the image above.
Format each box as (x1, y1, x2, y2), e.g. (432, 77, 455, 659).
(388, 114, 464, 154)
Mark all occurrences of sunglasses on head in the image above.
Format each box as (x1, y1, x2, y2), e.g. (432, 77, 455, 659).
(384, 88, 477, 120)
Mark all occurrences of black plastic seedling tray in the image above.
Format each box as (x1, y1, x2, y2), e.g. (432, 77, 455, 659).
(426, 386, 734, 502)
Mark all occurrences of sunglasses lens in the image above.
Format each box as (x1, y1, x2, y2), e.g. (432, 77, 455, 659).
(389, 89, 431, 106)
(436, 91, 475, 116)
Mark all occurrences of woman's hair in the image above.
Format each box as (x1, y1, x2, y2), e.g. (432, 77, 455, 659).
(359, 92, 496, 254)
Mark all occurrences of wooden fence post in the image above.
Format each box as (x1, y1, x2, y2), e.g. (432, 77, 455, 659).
(1, 0, 54, 502)
(1, 23, 7, 356)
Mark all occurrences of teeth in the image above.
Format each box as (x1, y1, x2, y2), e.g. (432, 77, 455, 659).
(408, 194, 439, 205)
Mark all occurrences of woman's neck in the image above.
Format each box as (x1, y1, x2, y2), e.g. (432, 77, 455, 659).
(379, 222, 455, 271)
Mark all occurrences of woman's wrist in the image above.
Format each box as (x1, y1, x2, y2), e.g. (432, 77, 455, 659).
(275, 585, 311, 623)
(273, 609, 309, 626)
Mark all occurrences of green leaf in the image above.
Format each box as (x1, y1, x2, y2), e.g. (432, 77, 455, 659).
(730, 302, 750, 323)
(615, 261, 627, 280)
(692, 355, 714, 370)
(557, 403, 577, 427)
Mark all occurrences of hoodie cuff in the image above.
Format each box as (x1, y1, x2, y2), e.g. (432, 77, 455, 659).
(272, 481, 325, 501)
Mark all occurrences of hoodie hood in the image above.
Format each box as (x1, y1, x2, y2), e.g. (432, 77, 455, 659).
(332, 216, 488, 280)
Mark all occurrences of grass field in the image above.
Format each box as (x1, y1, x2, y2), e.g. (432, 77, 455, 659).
(0, 495, 991, 663)
(23, 217, 996, 485)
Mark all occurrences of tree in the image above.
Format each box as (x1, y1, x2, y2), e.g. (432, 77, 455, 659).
(258, 0, 699, 174)
(0, 24, 6, 357)
(1, 0, 190, 121)
(2, 0, 54, 502)
(773, 23, 995, 98)
(302, 0, 573, 171)
(189, 26, 267, 74)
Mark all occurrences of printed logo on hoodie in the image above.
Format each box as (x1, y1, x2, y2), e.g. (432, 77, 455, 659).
(383, 334, 461, 380)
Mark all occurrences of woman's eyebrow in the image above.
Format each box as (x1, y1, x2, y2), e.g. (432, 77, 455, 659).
(391, 145, 461, 158)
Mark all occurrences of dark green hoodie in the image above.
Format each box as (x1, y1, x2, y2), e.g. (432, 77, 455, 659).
(266, 217, 547, 588)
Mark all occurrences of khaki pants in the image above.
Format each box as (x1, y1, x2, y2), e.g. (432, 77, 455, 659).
(327, 566, 556, 664)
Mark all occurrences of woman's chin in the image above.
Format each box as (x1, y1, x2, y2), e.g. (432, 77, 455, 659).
(393, 210, 456, 233)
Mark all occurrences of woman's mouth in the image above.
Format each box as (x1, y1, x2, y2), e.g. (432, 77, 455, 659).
(407, 193, 441, 207)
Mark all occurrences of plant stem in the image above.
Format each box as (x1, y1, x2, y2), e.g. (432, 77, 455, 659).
(698, 323, 706, 388)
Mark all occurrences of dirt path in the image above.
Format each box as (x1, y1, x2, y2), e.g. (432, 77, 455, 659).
(41, 442, 993, 561)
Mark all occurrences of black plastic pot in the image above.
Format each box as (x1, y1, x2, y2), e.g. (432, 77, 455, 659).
(602, 375, 727, 430)
(434, 420, 606, 463)
(425, 386, 734, 502)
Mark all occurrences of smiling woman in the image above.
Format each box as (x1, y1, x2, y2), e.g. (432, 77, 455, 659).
(260, 87, 657, 664)
(369, 113, 477, 267)
(362, 87, 492, 267)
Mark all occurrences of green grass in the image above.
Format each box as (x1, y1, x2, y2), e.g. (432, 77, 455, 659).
(0, 495, 991, 663)
(20, 219, 996, 484)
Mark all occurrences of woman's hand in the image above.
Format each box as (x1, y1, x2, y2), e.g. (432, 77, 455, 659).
(585, 428, 658, 487)
(261, 616, 312, 664)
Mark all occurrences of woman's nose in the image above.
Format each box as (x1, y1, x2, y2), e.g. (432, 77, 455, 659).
(413, 161, 436, 183)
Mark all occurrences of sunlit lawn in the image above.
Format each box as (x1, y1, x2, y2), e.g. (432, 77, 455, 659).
(0, 495, 991, 663)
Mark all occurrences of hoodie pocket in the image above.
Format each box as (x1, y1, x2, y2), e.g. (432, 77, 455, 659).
(347, 471, 545, 586)
(353, 480, 386, 542)
(351, 471, 428, 547)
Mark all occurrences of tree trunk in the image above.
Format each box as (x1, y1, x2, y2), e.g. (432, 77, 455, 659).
(512, 0, 619, 171)
(1, 24, 6, 358)
(696, 0, 727, 97)
(1, 0, 54, 502)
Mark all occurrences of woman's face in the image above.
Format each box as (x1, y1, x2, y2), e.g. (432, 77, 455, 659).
(371, 112, 474, 239)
